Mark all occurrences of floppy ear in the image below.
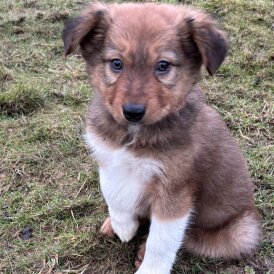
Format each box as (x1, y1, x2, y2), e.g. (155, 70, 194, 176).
(62, 4, 110, 57)
(187, 13, 228, 75)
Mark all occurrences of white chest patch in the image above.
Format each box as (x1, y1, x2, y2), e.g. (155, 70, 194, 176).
(84, 130, 163, 214)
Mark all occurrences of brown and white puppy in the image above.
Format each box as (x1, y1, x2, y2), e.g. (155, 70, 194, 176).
(62, 3, 261, 274)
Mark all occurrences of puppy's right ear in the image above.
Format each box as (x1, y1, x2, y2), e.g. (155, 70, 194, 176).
(62, 4, 110, 57)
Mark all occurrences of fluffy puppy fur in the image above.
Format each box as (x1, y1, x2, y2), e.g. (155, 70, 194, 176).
(62, 3, 261, 274)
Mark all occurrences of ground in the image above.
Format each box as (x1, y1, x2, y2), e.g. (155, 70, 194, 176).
(0, 0, 273, 273)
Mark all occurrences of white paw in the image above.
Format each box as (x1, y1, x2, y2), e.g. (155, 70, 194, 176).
(111, 218, 139, 242)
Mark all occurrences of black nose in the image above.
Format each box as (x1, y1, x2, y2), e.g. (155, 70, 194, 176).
(122, 103, 146, 122)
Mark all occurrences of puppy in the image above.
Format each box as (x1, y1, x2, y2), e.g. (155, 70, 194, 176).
(62, 3, 261, 274)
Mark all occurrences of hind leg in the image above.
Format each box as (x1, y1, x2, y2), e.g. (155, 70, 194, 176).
(100, 217, 115, 238)
(135, 236, 148, 270)
(185, 210, 261, 259)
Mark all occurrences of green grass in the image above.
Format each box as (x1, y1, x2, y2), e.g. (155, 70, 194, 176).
(0, 0, 273, 273)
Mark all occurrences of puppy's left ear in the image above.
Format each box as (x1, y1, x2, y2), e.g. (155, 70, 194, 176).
(187, 13, 228, 75)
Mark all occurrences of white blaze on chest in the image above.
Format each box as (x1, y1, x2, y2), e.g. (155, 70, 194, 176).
(84, 130, 162, 213)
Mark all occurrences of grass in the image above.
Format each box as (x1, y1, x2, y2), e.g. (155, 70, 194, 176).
(0, 0, 273, 273)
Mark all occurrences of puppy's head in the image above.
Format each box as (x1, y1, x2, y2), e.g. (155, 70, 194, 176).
(63, 3, 228, 125)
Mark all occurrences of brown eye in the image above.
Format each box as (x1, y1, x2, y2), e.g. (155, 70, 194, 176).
(156, 61, 170, 74)
(111, 59, 123, 72)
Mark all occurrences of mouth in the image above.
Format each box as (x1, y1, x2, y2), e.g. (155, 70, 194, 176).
(124, 115, 144, 123)
(124, 119, 146, 128)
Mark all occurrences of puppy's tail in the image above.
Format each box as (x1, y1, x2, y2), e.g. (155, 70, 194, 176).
(184, 210, 261, 259)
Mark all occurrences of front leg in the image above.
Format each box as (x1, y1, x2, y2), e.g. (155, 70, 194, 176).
(99, 165, 141, 243)
(135, 212, 191, 274)
(108, 207, 139, 242)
